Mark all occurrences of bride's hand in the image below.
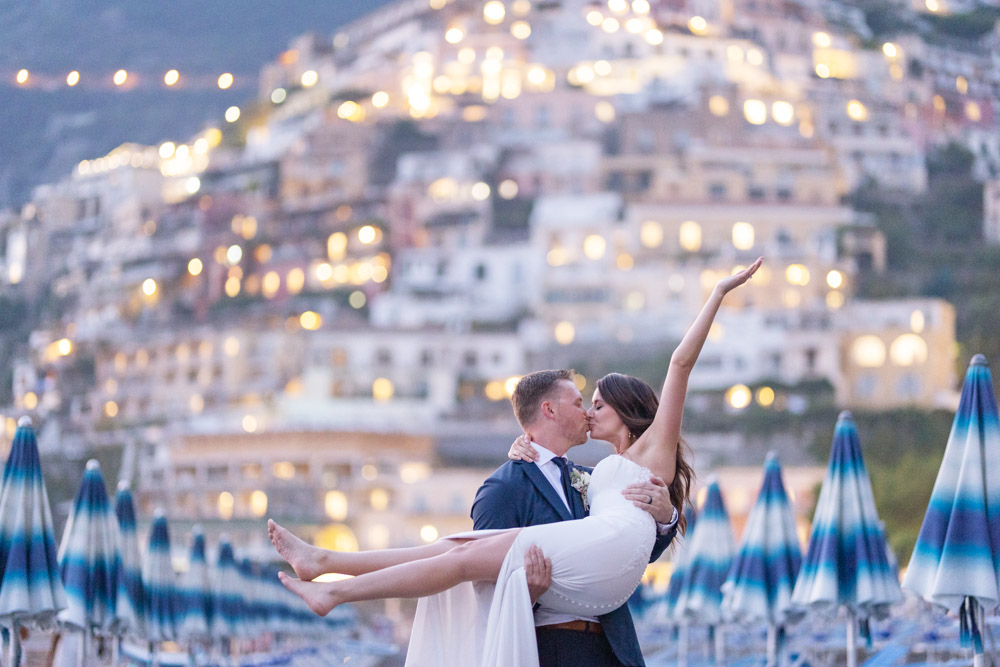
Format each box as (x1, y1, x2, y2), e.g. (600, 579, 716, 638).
(715, 257, 763, 295)
(508, 434, 539, 462)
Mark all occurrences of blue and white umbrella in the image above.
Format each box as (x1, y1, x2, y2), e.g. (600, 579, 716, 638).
(113, 481, 145, 638)
(722, 452, 804, 665)
(142, 513, 178, 646)
(673, 479, 735, 663)
(792, 411, 902, 667)
(661, 504, 697, 623)
(903, 354, 1000, 664)
(57, 459, 120, 663)
(0, 416, 66, 665)
(178, 527, 212, 643)
(210, 537, 242, 645)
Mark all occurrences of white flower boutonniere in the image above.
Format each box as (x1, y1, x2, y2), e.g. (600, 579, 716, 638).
(569, 468, 591, 512)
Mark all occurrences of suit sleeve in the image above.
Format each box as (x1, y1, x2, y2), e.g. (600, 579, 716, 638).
(471, 473, 523, 530)
(649, 523, 677, 562)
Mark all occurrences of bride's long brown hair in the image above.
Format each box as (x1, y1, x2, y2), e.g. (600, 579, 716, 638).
(596, 372, 694, 535)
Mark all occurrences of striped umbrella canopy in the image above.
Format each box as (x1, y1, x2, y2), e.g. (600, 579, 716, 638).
(0, 417, 66, 630)
(112, 480, 145, 637)
(903, 354, 1000, 658)
(237, 558, 262, 639)
(673, 479, 735, 626)
(210, 537, 242, 642)
(791, 411, 902, 667)
(661, 504, 696, 621)
(178, 527, 212, 642)
(57, 459, 120, 635)
(722, 451, 804, 627)
(142, 512, 178, 643)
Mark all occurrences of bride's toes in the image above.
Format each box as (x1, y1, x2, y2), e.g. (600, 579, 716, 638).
(278, 571, 337, 617)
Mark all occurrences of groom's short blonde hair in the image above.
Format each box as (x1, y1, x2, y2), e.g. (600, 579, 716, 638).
(511, 369, 575, 428)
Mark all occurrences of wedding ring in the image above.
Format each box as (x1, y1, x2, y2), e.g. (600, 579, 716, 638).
(646, 495, 652, 504)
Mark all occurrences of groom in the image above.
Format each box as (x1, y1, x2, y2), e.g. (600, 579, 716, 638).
(471, 369, 677, 667)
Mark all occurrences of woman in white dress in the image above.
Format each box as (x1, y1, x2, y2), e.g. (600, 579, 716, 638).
(271, 258, 761, 664)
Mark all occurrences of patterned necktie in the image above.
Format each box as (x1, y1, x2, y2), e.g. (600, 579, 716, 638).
(551, 456, 575, 512)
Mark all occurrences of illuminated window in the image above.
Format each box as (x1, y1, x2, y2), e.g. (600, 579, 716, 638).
(889, 334, 927, 367)
(732, 222, 755, 250)
(679, 221, 701, 252)
(851, 335, 886, 368)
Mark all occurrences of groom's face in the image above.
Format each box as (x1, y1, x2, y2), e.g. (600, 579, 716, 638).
(548, 380, 590, 446)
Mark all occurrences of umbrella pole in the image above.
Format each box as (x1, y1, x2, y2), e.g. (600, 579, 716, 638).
(679, 623, 688, 667)
(766, 623, 777, 667)
(714, 624, 725, 664)
(7, 624, 20, 667)
(846, 611, 857, 667)
(76, 630, 86, 667)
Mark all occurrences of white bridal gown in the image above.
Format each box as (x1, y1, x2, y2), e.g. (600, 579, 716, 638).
(406, 454, 656, 667)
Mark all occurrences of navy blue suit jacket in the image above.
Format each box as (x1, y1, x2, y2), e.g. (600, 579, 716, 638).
(471, 459, 676, 667)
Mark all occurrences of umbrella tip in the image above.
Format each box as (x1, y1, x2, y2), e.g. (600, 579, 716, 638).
(970, 353, 988, 367)
(17, 415, 32, 427)
(117, 479, 131, 492)
(86, 458, 100, 471)
(192, 523, 203, 535)
(154, 507, 166, 519)
(837, 410, 854, 422)
(764, 450, 779, 464)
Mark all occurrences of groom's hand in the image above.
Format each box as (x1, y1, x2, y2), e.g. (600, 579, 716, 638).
(524, 545, 552, 603)
(623, 476, 674, 525)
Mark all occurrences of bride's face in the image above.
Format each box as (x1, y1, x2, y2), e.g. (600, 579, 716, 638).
(587, 388, 626, 444)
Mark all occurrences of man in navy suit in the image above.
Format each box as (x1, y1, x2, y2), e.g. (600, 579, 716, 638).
(472, 369, 678, 667)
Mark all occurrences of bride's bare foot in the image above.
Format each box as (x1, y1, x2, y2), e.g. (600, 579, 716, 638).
(268, 519, 328, 581)
(278, 571, 340, 617)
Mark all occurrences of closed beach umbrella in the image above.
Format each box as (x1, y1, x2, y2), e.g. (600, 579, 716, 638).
(210, 537, 242, 644)
(662, 504, 696, 621)
(673, 479, 735, 663)
(903, 354, 1000, 666)
(0, 416, 66, 665)
(142, 513, 178, 645)
(722, 452, 803, 665)
(113, 481, 145, 637)
(178, 527, 212, 643)
(57, 459, 120, 663)
(791, 411, 902, 667)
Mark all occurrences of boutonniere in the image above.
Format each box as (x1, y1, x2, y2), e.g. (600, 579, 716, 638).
(569, 468, 591, 512)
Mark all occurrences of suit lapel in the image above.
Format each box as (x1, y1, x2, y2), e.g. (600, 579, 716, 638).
(521, 462, 573, 521)
(566, 463, 587, 519)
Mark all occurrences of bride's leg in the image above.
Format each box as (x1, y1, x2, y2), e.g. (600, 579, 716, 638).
(269, 519, 462, 580)
(280, 528, 522, 616)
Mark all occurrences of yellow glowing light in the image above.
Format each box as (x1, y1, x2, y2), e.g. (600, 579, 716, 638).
(852, 335, 887, 367)
(640, 221, 664, 248)
(217, 492, 234, 520)
(727, 45, 744, 62)
(104, 401, 119, 418)
(349, 291, 367, 309)
(370, 488, 390, 511)
(486, 380, 506, 401)
(141, 278, 157, 296)
(909, 310, 926, 334)
(608, 0, 627, 11)
(315, 262, 334, 282)
(826, 291, 845, 309)
(785, 264, 810, 286)
(445, 27, 464, 44)
(498, 179, 519, 199)
(16, 69, 29, 85)
(511, 20, 531, 39)
(217, 73, 234, 89)
(756, 386, 775, 407)
(338, 100, 361, 120)
(113, 70, 128, 86)
(732, 222, 755, 250)
(617, 253, 634, 271)
(373, 378, 395, 401)
(471, 182, 491, 201)
(527, 66, 547, 86)
(250, 490, 268, 517)
(933, 95, 946, 113)
(273, 462, 295, 479)
(815, 63, 831, 78)
(826, 270, 844, 289)
(882, 42, 898, 58)
(726, 384, 752, 409)
(262, 271, 281, 298)
(602, 17, 620, 32)
(224, 336, 240, 357)
(56, 338, 72, 356)
(300, 70, 319, 87)
(224, 276, 240, 297)
(554, 321, 575, 345)
(926, 0, 939, 11)
(625, 291, 645, 311)
(185, 177, 201, 194)
(594, 60, 611, 76)
(372, 91, 389, 108)
(625, 18, 643, 33)
(226, 244, 242, 265)
(772, 101, 794, 125)
(890, 334, 928, 367)
(242, 415, 258, 433)
(595, 101, 616, 123)
(846, 100, 868, 121)
(23, 392, 38, 410)
(224, 106, 240, 123)
(189, 394, 204, 413)
(287, 267, 305, 294)
(484, 1, 506, 24)
(583, 234, 606, 260)
(812, 32, 831, 48)
(164, 69, 179, 86)
(967, 101, 982, 122)
(328, 232, 348, 260)
(358, 225, 378, 244)
(188, 258, 203, 277)
(632, 0, 650, 13)
(645, 29, 664, 45)
(325, 491, 348, 521)
(300, 311, 322, 330)
(420, 525, 439, 542)
(688, 16, 708, 34)
(743, 99, 767, 125)
(271, 87, 287, 104)
(458, 47, 476, 64)
(586, 10, 604, 26)
(709, 95, 729, 116)
(66, 71, 80, 86)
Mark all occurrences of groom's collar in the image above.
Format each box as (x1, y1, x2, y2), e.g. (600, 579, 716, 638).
(530, 442, 568, 467)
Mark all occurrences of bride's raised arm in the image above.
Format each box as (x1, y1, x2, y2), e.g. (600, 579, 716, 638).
(630, 258, 763, 481)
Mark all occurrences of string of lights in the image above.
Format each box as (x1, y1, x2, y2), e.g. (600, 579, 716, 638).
(3, 68, 254, 92)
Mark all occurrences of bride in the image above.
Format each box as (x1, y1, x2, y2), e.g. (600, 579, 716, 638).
(270, 258, 761, 665)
